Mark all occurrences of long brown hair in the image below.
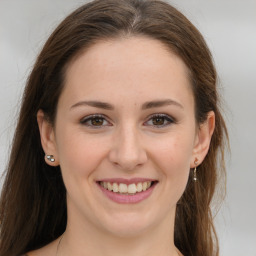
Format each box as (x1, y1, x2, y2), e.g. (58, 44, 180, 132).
(0, 1, 228, 255)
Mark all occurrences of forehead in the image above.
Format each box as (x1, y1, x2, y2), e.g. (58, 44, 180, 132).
(61, 36, 194, 108)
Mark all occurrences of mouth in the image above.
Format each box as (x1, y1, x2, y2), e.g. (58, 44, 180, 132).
(97, 180, 157, 195)
(96, 179, 158, 204)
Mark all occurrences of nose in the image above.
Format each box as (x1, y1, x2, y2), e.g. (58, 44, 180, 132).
(108, 125, 147, 171)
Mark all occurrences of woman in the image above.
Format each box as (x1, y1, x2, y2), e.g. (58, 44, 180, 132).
(0, 0, 228, 255)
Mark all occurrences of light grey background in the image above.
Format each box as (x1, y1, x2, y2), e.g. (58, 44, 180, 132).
(0, 0, 255, 255)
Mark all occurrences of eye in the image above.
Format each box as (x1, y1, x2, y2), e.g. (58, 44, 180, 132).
(80, 114, 111, 128)
(144, 114, 175, 128)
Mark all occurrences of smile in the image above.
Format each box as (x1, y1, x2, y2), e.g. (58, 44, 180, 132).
(96, 179, 158, 204)
(99, 181, 154, 195)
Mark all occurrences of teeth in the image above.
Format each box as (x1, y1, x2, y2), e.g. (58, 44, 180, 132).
(137, 182, 143, 192)
(119, 183, 128, 193)
(107, 182, 113, 191)
(142, 182, 147, 191)
(100, 181, 153, 194)
(112, 183, 118, 192)
(128, 184, 137, 194)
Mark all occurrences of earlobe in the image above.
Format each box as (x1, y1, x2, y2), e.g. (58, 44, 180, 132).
(37, 110, 59, 166)
(191, 111, 215, 167)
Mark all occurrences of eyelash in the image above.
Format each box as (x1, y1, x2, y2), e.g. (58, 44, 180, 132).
(144, 113, 175, 128)
(80, 114, 111, 128)
(80, 113, 175, 129)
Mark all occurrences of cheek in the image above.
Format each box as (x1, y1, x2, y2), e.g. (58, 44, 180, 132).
(148, 132, 194, 190)
(55, 128, 108, 181)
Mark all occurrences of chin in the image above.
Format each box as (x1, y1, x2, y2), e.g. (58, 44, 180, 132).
(97, 210, 163, 238)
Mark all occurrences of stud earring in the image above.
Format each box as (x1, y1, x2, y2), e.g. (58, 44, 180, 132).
(46, 155, 55, 162)
(193, 158, 199, 182)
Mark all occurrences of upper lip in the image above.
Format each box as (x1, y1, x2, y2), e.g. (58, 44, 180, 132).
(96, 178, 157, 185)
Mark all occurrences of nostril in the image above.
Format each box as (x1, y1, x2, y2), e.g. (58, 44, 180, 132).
(108, 140, 148, 171)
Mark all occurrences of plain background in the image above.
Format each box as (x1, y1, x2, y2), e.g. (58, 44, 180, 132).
(0, 0, 255, 255)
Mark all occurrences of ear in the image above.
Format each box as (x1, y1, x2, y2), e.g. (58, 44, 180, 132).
(191, 111, 215, 168)
(37, 109, 59, 166)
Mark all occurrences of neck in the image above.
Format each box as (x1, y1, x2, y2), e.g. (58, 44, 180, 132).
(59, 207, 179, 256)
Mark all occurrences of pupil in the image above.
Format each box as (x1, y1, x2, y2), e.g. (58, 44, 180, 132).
(92, 118, 103, 126)
(153, 117, 164, 125)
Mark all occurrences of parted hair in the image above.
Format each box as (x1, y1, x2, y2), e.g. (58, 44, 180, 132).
(0, 1, 228, 255)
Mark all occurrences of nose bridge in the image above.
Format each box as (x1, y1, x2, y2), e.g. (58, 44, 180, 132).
(109, 122, 147, 170)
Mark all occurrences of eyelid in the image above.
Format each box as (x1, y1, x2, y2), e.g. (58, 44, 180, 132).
(79, 113, 176, 129)
(80, 114, 112, 128)
(144, 113, 176, 128)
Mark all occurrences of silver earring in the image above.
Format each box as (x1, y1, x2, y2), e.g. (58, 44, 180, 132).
(193, 158, 199, 182)
(46, 155, 55, 162)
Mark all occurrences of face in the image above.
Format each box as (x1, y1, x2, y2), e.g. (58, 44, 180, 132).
(38, 37, 214, 238)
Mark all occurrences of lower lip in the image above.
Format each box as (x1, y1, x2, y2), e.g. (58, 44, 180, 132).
(97, 182, 157, 204)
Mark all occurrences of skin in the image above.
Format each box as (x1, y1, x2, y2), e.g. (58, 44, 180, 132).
(34, 36, 215, 256)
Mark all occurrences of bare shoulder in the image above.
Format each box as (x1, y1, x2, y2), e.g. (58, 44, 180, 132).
(25, 237, 60, 256)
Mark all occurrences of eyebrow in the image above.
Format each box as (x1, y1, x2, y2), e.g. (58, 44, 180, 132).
(70, 101, 114, 110)
(70, 99, 183, 110)
(141, 99, 184, 110)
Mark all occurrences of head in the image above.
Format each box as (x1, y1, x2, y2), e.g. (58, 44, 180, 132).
(0, 1, 228, 256)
